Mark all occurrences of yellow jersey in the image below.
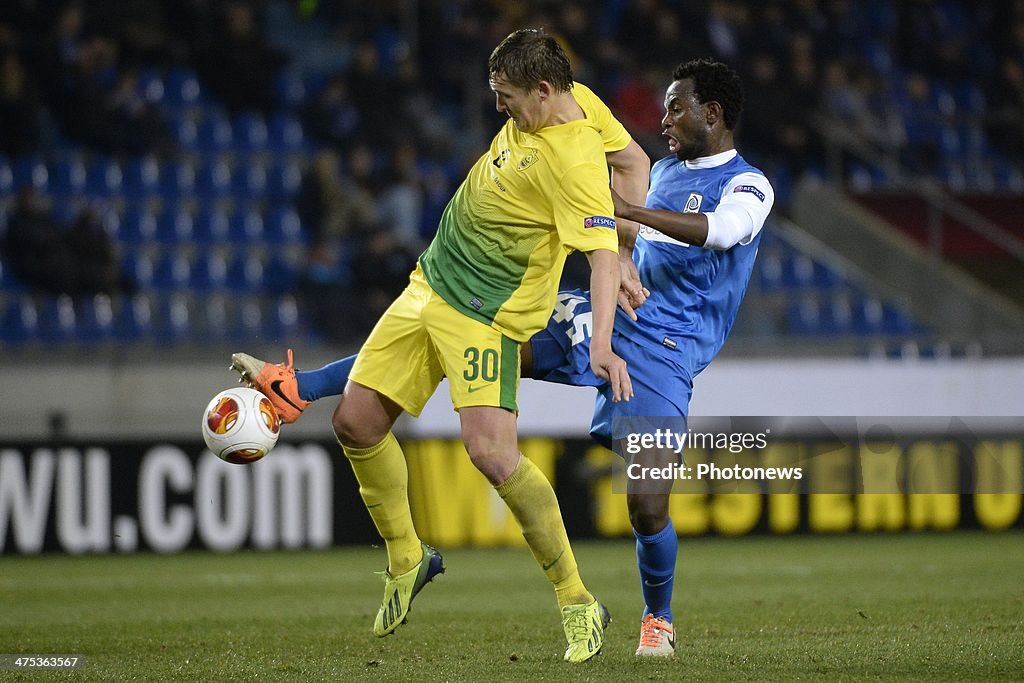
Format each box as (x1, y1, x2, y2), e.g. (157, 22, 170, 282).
(419, 82, 632, 341)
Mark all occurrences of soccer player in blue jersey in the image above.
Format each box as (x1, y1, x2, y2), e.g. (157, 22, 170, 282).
(525, 58, 774, 655)
(234, 58, 772, 658)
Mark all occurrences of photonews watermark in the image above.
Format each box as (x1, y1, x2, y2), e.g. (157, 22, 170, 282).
(610, 416, 1024, 495)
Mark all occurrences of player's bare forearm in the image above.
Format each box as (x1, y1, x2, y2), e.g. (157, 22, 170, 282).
(586, 248, 633, 401)
(607, 141, 650, 318)
(607, 140, 650, 252)
(613, 190, 710, 247)
(586, 248, 618, 351)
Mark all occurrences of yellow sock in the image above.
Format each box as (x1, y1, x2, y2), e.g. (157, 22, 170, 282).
(495, 457, 594, 609)
(342, 432, 422, 575)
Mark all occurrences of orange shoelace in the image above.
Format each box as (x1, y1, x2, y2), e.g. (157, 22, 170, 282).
(639, 615, 673, 648)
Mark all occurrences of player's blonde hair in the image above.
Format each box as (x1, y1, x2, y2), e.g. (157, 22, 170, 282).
(488, 28, 573, 93)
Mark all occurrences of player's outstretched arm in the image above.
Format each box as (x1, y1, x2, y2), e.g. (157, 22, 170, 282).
(586, 248, 633, 402)
(612, 187, 709, 247)
(607, 141, 651, 319)
(607, 140, 650, 251)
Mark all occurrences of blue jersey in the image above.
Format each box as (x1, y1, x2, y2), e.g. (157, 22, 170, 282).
(619, 151, 770, 379)
(529, 149, 773, 448)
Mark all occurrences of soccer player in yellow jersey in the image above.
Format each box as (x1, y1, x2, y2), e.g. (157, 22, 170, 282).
(324, 29, 636, 663)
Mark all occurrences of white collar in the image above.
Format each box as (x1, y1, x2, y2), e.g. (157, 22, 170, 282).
(683, 149, 737, 169)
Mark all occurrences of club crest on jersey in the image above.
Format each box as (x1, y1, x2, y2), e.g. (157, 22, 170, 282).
(733, 184, 766, 201)
(517, 148, 539, 171)
(584, 215, 616, 229)
(684, 193, 703, 212)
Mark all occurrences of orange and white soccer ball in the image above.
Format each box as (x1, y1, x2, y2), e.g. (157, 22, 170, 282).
(201, 387, 280, 464)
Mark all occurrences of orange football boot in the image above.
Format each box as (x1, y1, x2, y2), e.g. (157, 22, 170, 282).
(230, 348, 310, 423)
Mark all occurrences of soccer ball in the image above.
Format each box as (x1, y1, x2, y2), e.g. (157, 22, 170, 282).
(201, 387, 280, 464)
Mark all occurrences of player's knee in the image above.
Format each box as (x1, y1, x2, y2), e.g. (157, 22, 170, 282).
(628, 495, 670, 536)
(333, 403, 383, 449)
(463, 435, 518, 485)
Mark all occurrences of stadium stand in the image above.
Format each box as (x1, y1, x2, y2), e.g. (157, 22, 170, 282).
(1, 0, 1021, 356)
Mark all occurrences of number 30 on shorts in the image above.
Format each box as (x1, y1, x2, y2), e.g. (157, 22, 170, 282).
(463, 346, 498, 382)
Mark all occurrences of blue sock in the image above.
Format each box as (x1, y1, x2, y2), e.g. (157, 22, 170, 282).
(295, 354, 356, 402)
(635, 518, 677, 622)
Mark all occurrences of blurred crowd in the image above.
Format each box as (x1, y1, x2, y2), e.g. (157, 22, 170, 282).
(1, 0, 1022, 343)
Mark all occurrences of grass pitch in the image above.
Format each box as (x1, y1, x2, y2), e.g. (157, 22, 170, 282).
(1, 533, 1022, 681)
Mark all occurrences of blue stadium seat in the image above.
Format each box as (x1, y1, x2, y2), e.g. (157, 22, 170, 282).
(197, 114, 234, 154)
(269, 113, 306, 153)
(156, 207, 194, 244)
(115, 293, 155, 342)
(233, 297, 265, 341)
(882, 302, 915, 334)
(0, 156, 13, 195)
(813, 261, 844, 290)
(953, 83, 986, 115)
(123, 156, 161, 200)
(232, 162, 268, 200)
(120, 207, 158, 245)
(37, 294, 77, 345)
(228, 206, 264, 243)
(77, 294, 115, 344)
(940, 162, 967, 190)
(266, 295, 301, 340)
(160, 160, 197, 200)
(959, 124, 989, 158)
(164, 67, 203, 107)
(122, 251, 156, 290)
(197, 294, 230, 342)
(755, 250, 784, 291)
(192, 252, 229, 292)
(266, 160, 302, 200)
(851, 295, 884, 335)
(274, 70, 307, 108)
(137, 67, 165, 105)
(862, 39, 894, 76)
(155, 293, 192, 345)
(0, 256, 26, 293)
(263, 252, 299, 292)
(993, 162, 1024, 192)
(939, 126, 962, 162)
(0, 296, 38, 345)
(195, 160, 232, 200)
(781, 252, 815, 288)
(152, 251, 193, 292)
(234, 112, 269, 152)
(169, 114, 199, 150)
(819, 295, 852, 335)
(98, 206, 121, 241)
(13, 155, 49, 193)
(193, 205, 231, 244)
(86, 158, 124, 198)
(213, 295, 265, 342)
(50, 155, 87, 198)
(786, 295, 821, 336)
(226, 252, 265, 292)
(265, 205, 304, 245)
(757, 226, 781, 250)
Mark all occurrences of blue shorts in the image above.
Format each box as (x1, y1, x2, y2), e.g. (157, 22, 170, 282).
(530, 290, 693, 450)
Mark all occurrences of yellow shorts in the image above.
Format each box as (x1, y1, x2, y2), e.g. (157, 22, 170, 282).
(350, 266, 521, 416)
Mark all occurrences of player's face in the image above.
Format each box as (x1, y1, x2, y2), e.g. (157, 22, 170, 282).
(490, 75, 544, 133)
(662, 78, 711, 160)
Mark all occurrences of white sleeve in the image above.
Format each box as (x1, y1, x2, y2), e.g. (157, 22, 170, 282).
(702, 172, 775, 250)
